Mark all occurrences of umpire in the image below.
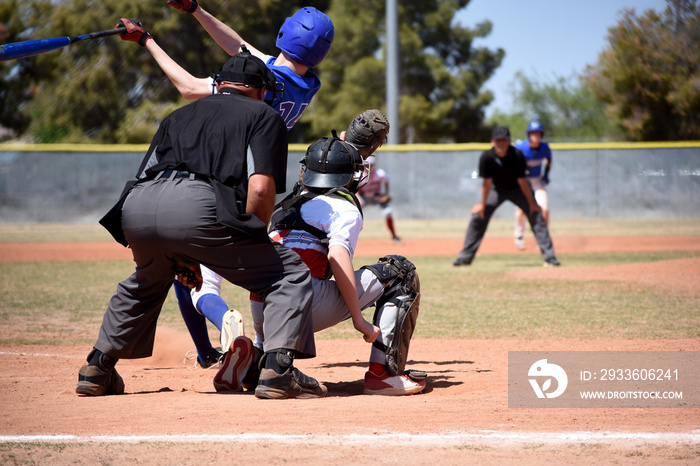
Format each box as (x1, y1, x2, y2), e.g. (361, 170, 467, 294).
(453, 126, 560, 267)
(77, 50, 326, 399)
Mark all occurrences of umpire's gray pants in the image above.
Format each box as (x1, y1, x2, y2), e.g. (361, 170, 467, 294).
(456, 187, 557, 264)
(95, 178, 315, 360)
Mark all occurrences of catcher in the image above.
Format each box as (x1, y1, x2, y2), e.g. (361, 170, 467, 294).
(213, 129, 426, 397)
(177, 111, 398, 377)
(356, 155, 401, 243)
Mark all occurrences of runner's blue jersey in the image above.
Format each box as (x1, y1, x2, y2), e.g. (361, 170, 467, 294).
(515, 140, 552, 178)
(265, 55, 321, 130)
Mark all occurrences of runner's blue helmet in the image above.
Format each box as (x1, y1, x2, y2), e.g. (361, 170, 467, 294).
(276, 7, 334, 68)
(527, 121, 545, 136)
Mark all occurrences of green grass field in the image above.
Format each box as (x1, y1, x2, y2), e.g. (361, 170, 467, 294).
(1, 218, 700, 242)
(0, 219, 698, 345)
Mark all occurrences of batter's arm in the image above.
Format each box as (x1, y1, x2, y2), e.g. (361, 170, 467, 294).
(145, 39, 211, 99)
(517, 177, 541, 214)
(328, 245, 380, 343)
(192, 6, 265, 58)
(246, 173, 277, 224)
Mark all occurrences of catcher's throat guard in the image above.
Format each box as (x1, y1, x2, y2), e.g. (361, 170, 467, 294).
(362, 255, 420, 376)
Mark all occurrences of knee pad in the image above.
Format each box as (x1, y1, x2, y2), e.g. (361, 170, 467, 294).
(363, 255, 420, 376)
(371, 276, 420, 376)
(361, 255, 417, 290)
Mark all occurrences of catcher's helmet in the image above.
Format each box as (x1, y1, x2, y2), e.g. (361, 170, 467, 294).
(276, 7, 334, 68)
(301, 132, 363, 190)
(527, 121, 545, 135)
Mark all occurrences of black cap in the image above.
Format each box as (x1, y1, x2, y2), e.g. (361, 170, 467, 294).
(491, 126, 510, 140)
(214, 46, 274, 88)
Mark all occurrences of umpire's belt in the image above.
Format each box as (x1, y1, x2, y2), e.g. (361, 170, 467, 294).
(154, 170, 208, 182)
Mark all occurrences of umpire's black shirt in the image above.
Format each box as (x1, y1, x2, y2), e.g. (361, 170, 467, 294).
(102, 90, 288, 245)
(140, 90, 287, 234)
(478, 145, 527, 190)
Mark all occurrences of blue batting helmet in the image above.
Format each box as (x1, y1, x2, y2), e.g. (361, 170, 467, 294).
(527, 121, 545, 135)
(276, 7, 334, 68)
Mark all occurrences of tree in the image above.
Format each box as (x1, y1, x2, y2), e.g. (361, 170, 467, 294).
(0, 0, 54, 140)
(302, 0, 503, 143)
(487, 71, 624, 142)
(586, 0, 700, 140)
(2, 0, 502, 144)
(2, 0, 314, 143)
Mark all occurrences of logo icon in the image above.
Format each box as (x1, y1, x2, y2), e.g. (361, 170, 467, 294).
(528, 359, 568, 398)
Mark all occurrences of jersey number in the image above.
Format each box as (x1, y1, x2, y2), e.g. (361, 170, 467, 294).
(278, 102, 309, 129)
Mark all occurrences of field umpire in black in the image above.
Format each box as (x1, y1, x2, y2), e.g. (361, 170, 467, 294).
(453, 126, 560, 267)
(77, 48, 327, 399)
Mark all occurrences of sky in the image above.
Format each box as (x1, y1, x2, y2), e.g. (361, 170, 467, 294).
(454, 0, 669, 115)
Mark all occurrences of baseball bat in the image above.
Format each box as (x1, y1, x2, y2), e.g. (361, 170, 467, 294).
(0, 27, 127, 62)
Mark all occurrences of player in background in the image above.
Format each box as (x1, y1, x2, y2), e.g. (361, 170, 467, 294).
(213, 132, 425, 397)
(116, 5, 334, 368)
(513, 121, 552, 250)
(356, 156, 401, 242)
(453, 126, 560, 267)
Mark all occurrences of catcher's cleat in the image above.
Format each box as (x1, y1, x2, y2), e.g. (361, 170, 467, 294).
(220, 309, 245, 355)
(362, 369, 426, 396)
(76, 364, 125, 396)
(213, 336, 257, 392)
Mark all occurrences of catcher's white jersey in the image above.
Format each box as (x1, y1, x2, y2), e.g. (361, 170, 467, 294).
(269, 193, 363, 278)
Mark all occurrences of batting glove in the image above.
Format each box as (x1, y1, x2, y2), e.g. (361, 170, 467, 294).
(116, 18, 152, 47)
(167, 0, 199, 13)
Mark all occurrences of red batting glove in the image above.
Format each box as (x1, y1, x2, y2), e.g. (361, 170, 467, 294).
(167, 0, 199, 13)
(115, 18, 152, 47)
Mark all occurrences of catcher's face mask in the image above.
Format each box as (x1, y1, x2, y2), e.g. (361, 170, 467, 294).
(350, 157, 371, 192)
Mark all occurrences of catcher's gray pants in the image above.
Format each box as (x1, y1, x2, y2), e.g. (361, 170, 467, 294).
(456, 187, 557, 264)
(252, 269, 393, 364)
(94, 177, 315, 360)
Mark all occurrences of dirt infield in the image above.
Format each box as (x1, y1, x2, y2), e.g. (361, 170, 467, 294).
(2, 235, 700, 262)
(1, 236, 699, 464)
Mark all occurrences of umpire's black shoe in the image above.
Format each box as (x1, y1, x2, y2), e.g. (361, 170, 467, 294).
(76, 364, 125, 396)
(452, 258, 472, 266)
(254, 350, 327, 399)
(544, 257, 561, 267)
(255, 366, 328, 399)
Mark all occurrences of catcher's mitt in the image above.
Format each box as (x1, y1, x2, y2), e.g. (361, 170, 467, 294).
(345, 109, 390, 158)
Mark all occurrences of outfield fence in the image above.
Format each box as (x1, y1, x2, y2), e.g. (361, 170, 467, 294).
(0, 142, 698, 222)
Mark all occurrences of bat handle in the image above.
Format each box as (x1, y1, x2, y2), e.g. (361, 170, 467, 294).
(71, 27, 127, 43)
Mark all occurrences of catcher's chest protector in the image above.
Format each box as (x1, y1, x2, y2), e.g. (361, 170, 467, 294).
(269, 191, 328, 243)
(269, 187, 362, 279)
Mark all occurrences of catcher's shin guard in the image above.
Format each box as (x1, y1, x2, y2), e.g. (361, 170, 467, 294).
(362, 255, 420, 377)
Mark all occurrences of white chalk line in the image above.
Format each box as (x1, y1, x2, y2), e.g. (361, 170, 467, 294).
(0, 351, 83, 358)
(0, 431, 698, 445)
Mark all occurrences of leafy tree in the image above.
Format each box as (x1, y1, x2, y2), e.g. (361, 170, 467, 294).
(304, 0, 503, 143)
(487, 71, 624, 142)
(586, 0, 700, 140)
(2, 0, 502, 144)
(0, 0, 54, 140)
(2, 0, 313, 143)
